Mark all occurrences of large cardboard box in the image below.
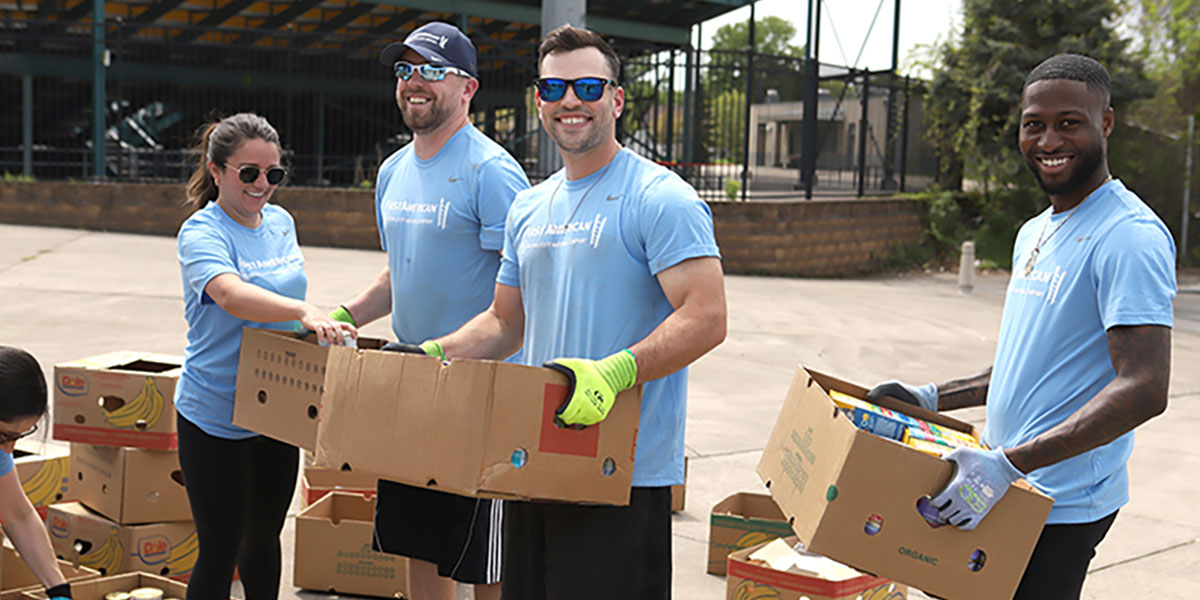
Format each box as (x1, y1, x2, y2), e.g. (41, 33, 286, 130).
(300, 466, 378, 508)
(19, 572, 186, 600)
(46, 503, 196, 582)
(12, 441, 72, 521)
(294, 492, 409, 598)
(315, 347, 642, 505)
(69, 444, 190, 524)
(726, 537, 906, 600)
(52, 352, 182, 450)
(707, 492, 796, 575)
(233, 328, 386, 451)
(2, 544, 101, 600)
(757, 367, 1054, 600)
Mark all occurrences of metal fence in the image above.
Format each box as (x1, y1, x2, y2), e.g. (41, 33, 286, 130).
(1, 17, 936, 199)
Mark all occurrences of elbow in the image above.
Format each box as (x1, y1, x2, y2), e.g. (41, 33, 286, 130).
(702, 307, 727, 353)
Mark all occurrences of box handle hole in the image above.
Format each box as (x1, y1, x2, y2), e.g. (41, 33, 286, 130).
(916, 496, 945, 529)
(602, 457, 616, 477)
(340, 463, 353, 472)
(171, 470, 186, 487)
(968, 549, 987, 572)
(864, 513, 884, 536)
(98, 395, 125, 412)
(306, 405, 319, 420)
(257, 390, 268, 404)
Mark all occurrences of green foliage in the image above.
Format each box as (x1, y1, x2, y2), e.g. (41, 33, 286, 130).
(724, 178, 741, 200)
(901, 187, 1046, 270)
(357, 179, 373, 189)
(709, 16, 804, 57)
(1135, 0, 1200, 116)
(705, 88, 747, 163)
(3, 172, 36, 183)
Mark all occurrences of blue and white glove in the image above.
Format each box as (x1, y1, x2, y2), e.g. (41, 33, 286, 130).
(931, 447, 1023, 530)
(867, 380, 938, 412)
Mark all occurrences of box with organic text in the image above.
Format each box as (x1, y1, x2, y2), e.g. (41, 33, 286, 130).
(45, 503, 196, 581)
(726, 536, 906, 600)
(315, 347, 642, 505)
(234, 328, 386, 450)
(52, 352, 182, 450)
(757, 367, 1054, 600)
(294, 492, 409, 598)
(707, 492, 795, 575)
(19, 572, 187, 600)
(1, 544, 100, 600)
(12, 441, 73, 521)
(70, 444, 190, 524)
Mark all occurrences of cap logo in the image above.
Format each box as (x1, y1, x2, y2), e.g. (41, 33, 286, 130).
(410, 32, 449, 48)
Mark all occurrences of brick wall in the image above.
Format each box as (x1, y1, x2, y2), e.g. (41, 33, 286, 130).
(0, 182, 924, 276)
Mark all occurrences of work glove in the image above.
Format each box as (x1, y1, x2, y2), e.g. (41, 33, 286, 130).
(544, 350, 637, 428)
(929, 447, 1023, 530)
(330, 305, 357, 327)
(46, 583, 72, 600)
(381, 340, 445, 361)
(867, 380, 939, 413)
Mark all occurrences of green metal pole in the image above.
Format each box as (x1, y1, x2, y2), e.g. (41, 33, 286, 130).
(23, 74, 33, 177)
(92, 0, 106, 178)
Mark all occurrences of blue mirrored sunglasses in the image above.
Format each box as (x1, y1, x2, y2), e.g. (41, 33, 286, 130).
(394, 61, 472, 82)
(534, 77, 617, 102)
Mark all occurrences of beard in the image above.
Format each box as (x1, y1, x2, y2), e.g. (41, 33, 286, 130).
(1025, 143, 1105, 196)
(544, 109, 611, 155)
(400, 95, 456, 134)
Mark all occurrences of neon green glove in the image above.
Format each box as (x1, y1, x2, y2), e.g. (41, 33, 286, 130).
(544, 349, 637, 427)
(381, 340, 445, 360)
(329, 305, 357, 327)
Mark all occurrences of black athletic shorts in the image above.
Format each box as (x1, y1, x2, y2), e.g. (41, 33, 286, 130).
(372, 480, 503, 585)
(501, 486, 672, 600)
(1012, 510, 1118, 600)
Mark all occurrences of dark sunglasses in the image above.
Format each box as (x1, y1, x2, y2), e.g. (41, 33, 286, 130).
(0, 422, 38, 445)
(534, 77, 617, 102)
(234, 165, 287, 185)
(394, 61, 472, 82)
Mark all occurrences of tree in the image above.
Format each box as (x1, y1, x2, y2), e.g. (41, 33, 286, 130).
(709, 16, 804, 57)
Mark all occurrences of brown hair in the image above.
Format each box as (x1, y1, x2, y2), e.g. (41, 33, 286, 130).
(537, 25, 621, 80)
(185, 112, 282, 208)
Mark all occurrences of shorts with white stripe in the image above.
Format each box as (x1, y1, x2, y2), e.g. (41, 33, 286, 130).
(372, 480, 503, 584)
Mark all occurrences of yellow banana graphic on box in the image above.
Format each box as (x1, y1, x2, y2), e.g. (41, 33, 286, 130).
(21, 457, 68, 507)
(732, 580, 782, 600)
(103, 377, 164, 430)
(165, 530, 198, 575)
(79, 528, 124, 576)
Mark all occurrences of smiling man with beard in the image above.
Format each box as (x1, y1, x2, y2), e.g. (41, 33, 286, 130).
(866, 54, 1176, 599)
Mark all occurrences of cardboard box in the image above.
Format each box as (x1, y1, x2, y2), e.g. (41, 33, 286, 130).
(756, 367, 1054, 600)
(46, 503, 196, 581)
(726, 536, 906, 600)
(19, 572, 186, 600)
(12, 441, 72, 521)
(2, 544, 101, 600)
(300, 466, 378, 508)
(53, 352, 182, 450)
(707, 492, 796, 575)
(315, 347, 642, 505)
(69, 444, 191, 524)
(233, 328, 386, 451)
(294, 492, 409, 598)
(670, 456, 688, 512)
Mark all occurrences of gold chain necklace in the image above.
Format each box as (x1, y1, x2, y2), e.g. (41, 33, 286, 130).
(546, 158, 615, 227)
(1023, 176, 1111, 276)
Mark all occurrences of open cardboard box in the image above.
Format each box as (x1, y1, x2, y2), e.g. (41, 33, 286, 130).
(2, 543, 101, 600)
(294, 492, 409, 598)
(300, 466, 378, 508)
(707, 491, 795, 575)
(69, 444, 190, 524)
(315, 346, 642, 505)
(12, 441, 72, 521)
(756, 366, 1053, 600)
(234, 328, 386, 450)
(52, 352, 182, 450)
(726, 536, 906, 600)
(19, 572, 187, 600)
(45, 503, 196, 582)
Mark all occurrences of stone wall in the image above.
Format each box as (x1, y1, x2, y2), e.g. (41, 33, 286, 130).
(0, 182, 924, 276)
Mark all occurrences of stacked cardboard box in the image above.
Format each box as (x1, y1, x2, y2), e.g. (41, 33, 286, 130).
(12, 441, 74, 522)
(294, 493, 410, 597)
(1, 543, 101, 600)
(48, 353, 196, 582)
(18, 572, 187, 600)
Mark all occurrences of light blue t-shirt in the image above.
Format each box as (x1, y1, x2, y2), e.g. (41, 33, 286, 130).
(985, 179, 1176, 524)
(497, 148, 721, 487)
(0, 449, 12, 477)
(376, 124, 529, 342)
(175, 202, 308, 439)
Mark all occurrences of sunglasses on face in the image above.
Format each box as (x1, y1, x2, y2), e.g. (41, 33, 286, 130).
(394, 61, 472, 82)
(534, 77, 617, 102)
(0, 422, 37, 445)
(234, 165, 287, 185)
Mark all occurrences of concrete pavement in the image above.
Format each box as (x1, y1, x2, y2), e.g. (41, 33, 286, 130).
(2, 223, 1198, 599)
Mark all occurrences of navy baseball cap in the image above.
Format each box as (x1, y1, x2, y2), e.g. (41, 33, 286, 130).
(379, 22, 478, 79)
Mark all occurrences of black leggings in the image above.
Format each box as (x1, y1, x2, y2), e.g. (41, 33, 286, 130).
(177, 414, 298, 600)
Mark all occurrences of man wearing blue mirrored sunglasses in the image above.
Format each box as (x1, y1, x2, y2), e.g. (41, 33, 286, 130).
(330, 21, 527, 600)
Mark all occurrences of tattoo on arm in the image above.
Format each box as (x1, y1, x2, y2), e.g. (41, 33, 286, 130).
(937, 367, 992, 410)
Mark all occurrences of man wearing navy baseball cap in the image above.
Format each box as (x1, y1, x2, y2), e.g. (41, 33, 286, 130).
(331, 20, 527, 600)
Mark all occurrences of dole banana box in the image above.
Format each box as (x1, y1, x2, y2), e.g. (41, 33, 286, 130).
(69, 444, 191, 524)
(300, 466, 378, 508)
(725, 536, 906, 600)
(315, 347, 642, 505)
(1, 543, 100, 600)
(294, 492, 410, 598)
(708, 492, 795, 575)
(757, 367, 1053, 600)
(18, 572, 188, 600)
(53, 352, 182, 450)
(12, 440, 73, 521)
(234, 328, 387, 451)
(45, 502, 197, 582)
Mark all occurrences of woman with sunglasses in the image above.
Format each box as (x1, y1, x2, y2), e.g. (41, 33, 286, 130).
(0, 346, 74, 600)
(176, 112, 354, 600)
